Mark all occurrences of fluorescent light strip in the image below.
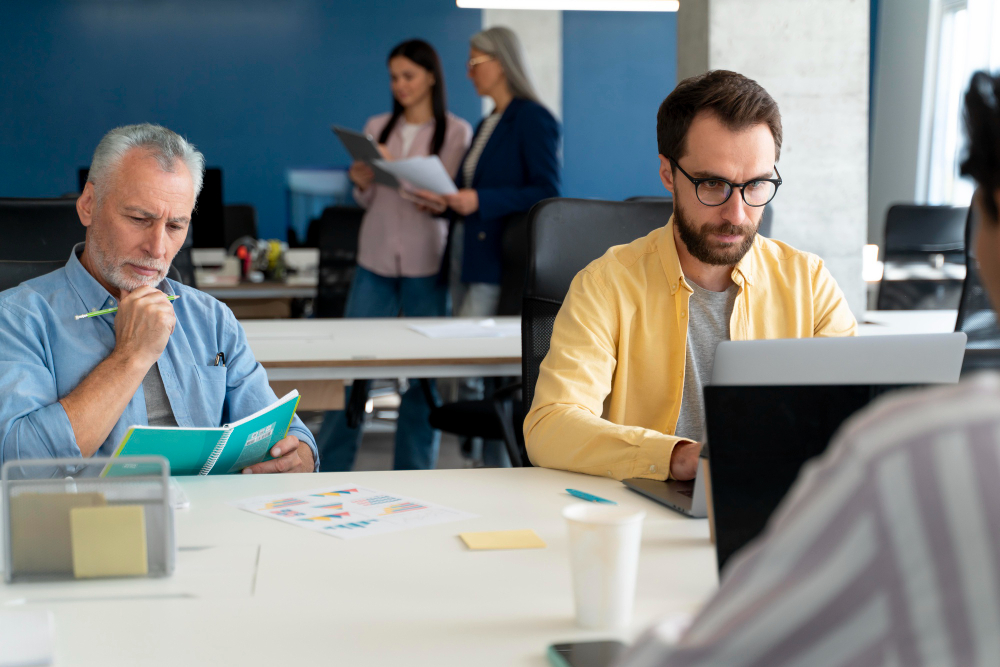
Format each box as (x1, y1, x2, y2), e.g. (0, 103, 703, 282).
(457, 0, 678, 11)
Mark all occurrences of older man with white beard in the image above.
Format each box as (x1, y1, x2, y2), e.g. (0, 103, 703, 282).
(0, 123, 317, 472)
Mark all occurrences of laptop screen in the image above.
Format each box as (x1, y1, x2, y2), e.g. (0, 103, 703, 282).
(704, 384, 918, 573)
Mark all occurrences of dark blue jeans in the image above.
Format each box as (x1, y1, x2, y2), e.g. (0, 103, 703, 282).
(316, 266, 448, 471)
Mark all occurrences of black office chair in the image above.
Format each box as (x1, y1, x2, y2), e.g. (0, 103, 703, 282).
(955, 203, 1000, 372)
(223, 204, 259, 249)
(310, 206, 364, 319)
(428, 198, 670, 466)
(877, 204, 967, 310)
(0, 198, 86, 292)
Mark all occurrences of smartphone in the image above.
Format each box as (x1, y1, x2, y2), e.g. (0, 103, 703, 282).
(547, 640, 627, 667)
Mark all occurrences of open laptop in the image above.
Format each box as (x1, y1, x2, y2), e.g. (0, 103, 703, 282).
(707, 332, 966, 571)
(622, 333, 966, 521)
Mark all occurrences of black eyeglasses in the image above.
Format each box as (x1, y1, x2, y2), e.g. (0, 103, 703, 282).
(669, 157, 782, 207)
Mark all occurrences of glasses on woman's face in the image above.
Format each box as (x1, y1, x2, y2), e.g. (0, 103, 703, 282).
(467, 55, 494, 70)
(669, 157, 782, 207)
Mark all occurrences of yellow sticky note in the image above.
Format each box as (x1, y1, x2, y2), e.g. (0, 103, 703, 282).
(460, 529, 546, 550)
(70, 505, 148, 578)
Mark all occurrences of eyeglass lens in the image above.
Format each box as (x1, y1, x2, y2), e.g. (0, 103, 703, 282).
(697, 180, 776, 207)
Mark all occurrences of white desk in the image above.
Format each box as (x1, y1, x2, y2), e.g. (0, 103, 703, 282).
(245, 317, 522, 381)
(859, 309, 957, 336)
(0, 468, 717, 666)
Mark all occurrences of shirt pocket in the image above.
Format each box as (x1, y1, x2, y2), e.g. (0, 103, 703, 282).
(193, 364, 228, 424)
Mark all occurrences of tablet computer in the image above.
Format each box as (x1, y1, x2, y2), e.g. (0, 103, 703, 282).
(332, 125, 400, 188)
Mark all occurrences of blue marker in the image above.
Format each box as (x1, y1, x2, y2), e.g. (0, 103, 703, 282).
(566, 488, 618, 505)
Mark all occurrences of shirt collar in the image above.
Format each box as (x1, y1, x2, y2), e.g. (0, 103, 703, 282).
(65, 242, 175, 317)
(658, 216, 756, 294)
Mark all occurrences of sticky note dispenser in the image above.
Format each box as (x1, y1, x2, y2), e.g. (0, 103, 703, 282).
(2, 456, 175, 583)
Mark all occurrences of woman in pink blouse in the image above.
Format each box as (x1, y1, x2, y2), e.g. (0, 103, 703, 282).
(317, 40, 472, 472)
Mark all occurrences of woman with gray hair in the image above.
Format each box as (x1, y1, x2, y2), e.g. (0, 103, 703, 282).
(417, 26, 560, 466)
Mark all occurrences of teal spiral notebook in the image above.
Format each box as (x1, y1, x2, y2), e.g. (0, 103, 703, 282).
(104, 390, 301, 476)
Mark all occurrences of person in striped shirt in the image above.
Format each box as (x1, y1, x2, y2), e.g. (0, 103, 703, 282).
(619, 70, 1000, 667)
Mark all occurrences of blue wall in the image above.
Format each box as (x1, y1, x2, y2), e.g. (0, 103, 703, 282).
(1, 3, 679, 236)
(0, 0, 482, 239)
(562, 11, 677, 201)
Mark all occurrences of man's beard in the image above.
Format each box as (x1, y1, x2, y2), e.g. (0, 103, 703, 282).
(673, 198, 758, 266)
(89, 221, 170, 292)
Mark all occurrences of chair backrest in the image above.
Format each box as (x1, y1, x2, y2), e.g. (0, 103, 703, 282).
(0, 198, 86, 292)
(883, 204, 967, 259)
(310, 206, 364, 318)
(522, 198, 671, 416)
(956, 204, 1000, 364)
(223, 204, 259, 249)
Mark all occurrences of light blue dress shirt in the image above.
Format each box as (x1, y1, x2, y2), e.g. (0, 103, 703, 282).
(0, 245, 319, 469)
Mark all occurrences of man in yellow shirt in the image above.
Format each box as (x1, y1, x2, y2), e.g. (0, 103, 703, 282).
(524, 70, 857, 482)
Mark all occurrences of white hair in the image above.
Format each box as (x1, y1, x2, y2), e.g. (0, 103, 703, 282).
(470, 27, 541, 105)
(88, 123, 205, 202)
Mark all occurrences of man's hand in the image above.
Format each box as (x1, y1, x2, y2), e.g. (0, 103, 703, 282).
(669, 440, 702, 480)
(241, 435, 315, 474)
(444, 189, 479, 216)
(112, 286, 176, 368)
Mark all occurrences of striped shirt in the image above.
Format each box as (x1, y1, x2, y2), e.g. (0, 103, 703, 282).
(622, 373, 1000, 667)
(462, 112, 502, 188)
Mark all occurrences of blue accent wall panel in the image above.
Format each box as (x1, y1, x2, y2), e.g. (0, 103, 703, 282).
(0, 1, 482, 239)
(562, 11, 677, 201)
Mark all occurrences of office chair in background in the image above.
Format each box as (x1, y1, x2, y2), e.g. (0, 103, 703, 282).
(0, 198, 86, 292)
(427, 198, 670, 466)
(223, 204, 259, 249)
(877, 204, 967, 310)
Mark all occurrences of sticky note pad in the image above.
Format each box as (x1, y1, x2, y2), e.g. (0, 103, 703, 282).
(70, 505, 148, 578)
(460, 529, 546, 550)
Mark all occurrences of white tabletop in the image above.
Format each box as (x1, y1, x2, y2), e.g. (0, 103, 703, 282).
(859, 309, 957, 336)
(0, 468, 717, 666)
(245, 317, 522, 381)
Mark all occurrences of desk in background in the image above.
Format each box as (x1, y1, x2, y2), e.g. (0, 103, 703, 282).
(0, 467, 716, 666)
(193, 247, 318, 319)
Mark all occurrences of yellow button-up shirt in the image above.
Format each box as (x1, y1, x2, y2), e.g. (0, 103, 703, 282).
(524, 219, 857, 481)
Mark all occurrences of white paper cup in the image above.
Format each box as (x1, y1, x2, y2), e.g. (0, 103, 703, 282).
(563, 502, 646, 629)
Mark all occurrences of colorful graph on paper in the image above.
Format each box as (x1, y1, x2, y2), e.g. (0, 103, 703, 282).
(353, 495, 401, 507)
(378, 502, 427, 515)
(299, 512, 350, 521)
(234, 482, 476, 540)
(263, 498, 308, 510)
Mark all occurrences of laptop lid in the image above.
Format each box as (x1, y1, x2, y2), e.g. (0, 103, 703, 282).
(711, 333, 967, 386)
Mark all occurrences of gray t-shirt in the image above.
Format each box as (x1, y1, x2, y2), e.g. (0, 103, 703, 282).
(142, 363, 178, 427)
(674, 281, 737, 443)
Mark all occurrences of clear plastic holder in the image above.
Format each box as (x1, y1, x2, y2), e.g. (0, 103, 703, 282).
(3, 456, 175, 583)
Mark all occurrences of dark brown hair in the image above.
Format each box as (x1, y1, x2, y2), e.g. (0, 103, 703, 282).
(961, 71, 1000, 222)
(656, 70, 782, 162)
(379, 39, 449, 155)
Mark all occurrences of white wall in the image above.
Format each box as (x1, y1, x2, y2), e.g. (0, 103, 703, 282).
(482, 9, 562, 119)
(679, 0, 870, 317)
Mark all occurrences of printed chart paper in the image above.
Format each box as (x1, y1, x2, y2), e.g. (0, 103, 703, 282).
(233, 484, 476, 540)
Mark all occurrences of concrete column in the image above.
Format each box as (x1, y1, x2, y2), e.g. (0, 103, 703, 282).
(482, 9, 563, 119)
(678, 0, 870, 317)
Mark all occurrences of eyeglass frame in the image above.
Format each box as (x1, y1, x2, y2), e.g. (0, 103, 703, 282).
(668, 157, 782, 207)
(467, 55, 495, 70)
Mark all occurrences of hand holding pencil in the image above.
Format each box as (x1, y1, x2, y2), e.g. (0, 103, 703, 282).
(103, 287, 178, 368)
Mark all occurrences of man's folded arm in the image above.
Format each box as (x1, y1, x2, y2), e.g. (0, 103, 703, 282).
(524, 270, 684, 481)
(0, 306, 80, 465)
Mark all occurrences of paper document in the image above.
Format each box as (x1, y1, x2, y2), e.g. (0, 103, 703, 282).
(409, 318, 520, 339)
(372, 156, 458, 195)
(233, 484, 476, 540)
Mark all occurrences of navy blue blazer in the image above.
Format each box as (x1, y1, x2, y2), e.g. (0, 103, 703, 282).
(457, 97, 560, 284)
